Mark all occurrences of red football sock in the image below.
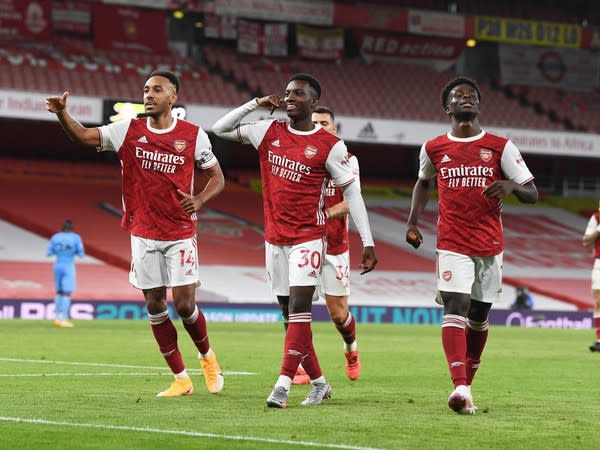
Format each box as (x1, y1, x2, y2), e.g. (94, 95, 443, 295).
(149, 312, 185, 374)
(441, 314, 468, 387)
(465, 318, 489, 385)
(335, 311, 356, 345)
(181, 305, 210, 355)
(594, 317, 600, 340)
(300, 336, 323, 380)
(280, 313, 312, 379)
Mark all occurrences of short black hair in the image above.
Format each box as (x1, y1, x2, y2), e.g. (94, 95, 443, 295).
(288, 73, 321, 98)
(149, 70, 180, 94)
(62, 219, 73, 231)
(313, 106, 335, 121)
(441, 76, 481, 109)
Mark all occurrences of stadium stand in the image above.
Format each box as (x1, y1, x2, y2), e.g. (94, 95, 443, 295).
(0, 39, 583, 131)
(0, 159, 592, 309)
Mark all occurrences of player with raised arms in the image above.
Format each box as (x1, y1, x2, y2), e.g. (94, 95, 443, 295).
(46, 71, 226, 398)
(213, 73, 377, 408)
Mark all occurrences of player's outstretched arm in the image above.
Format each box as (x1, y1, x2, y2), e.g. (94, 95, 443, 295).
(212, 95, 281, 143)
(46, 92, 100, 147)
(406, 178, 431, 249)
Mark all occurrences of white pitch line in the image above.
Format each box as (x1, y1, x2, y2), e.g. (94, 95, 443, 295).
(0, 416, 387, 450)
(0, 372, 192, 377)
(0, 357, 255, 375)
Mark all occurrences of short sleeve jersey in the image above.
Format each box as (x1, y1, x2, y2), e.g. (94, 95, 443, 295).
(419, 130, 534, 256)
(584, 211, 600, 259)
(97, 117, 217, 240)
(325, 153, 359, 255)
(237, 119, 354, 245)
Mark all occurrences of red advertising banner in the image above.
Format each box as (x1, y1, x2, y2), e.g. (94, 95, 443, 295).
(296, 24, 344, 61)
(333, 3, 407, 32)
(354, 31, 464, 70)
(0, 0, 51, 41)
(93, 3, 168, 53)
(51, 1, 91, 35)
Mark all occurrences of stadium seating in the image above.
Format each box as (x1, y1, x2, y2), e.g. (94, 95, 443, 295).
(0, 38, 593, 130)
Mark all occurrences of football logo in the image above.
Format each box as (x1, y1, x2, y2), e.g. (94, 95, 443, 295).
(304, 145, 318, 159)
(480, 148, 492, 162)
(442, 271, 452, 281)
(174, 140, 187, 152)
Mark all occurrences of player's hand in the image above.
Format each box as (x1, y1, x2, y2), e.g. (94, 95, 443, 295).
(406, 226, 423, 249)
(359, 246, 377, 275)
(177, 189, 202, 215)
(256, 95, 283, 114)
(482, 180, 514, 200)
(45, 92, 69, 114)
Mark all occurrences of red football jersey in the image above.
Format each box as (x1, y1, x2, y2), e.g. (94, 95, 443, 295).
(584, 211, 600, 259)
(325, 153, 359, 255)
(419, 131, 534, 256)
(98, 117, 217, 240)
(254, 121, 354, 245)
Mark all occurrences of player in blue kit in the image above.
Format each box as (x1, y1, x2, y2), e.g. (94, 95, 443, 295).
(47, 219, 85, 328)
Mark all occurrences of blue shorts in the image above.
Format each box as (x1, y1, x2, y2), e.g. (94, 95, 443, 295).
(54, 264, 76, 293)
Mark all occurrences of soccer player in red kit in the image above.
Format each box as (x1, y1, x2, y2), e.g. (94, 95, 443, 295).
(45, 71, 226, 397)
(311, 106, 362, 381)
(213, 74, 377, 408)
(582, 201, 600, 352)
(405, 77, 538, 414)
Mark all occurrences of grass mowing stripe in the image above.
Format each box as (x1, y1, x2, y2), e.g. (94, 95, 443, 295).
(0, 357, 255, 375)
(0, 372, 197, 377)
(0, 416, 387, 450)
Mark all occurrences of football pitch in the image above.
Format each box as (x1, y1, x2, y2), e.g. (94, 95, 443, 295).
(0, 320, 598, 449)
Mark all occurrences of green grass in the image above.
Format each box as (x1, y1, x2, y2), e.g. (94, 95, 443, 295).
(0, 321, 598, 449)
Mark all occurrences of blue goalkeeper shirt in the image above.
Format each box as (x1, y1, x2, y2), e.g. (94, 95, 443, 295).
(47, 231, 85, 293)
(47, 231, 85, 264)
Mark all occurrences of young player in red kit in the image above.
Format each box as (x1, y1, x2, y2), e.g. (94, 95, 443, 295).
(582, 201, 600, 352)
(46, 71, 226, 398)
(292, 106, 362, 385)
(406, 77, 538, 414)
(213, 74, 377, 408)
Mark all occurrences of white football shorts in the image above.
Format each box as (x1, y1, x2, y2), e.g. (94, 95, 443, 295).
(320, 251, 350, 297)
(129, 235, 200, 290)
(265, 238, 325, 296)
(436, 249, 503, 303)
(592, 258, 600, 290)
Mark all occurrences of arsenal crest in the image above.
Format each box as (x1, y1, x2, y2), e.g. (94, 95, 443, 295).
(479, 148, 492, 162)
(304, 145, 318, 159)
(442, 271, 452, 281)
(174, 140, 187, 152)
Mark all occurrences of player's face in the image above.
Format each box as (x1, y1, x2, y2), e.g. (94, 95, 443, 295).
(446, 83, 479, 120)
(143, 76, 176, 117)
(284, 80, 317, 120)
(312, 112, 337, 134)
